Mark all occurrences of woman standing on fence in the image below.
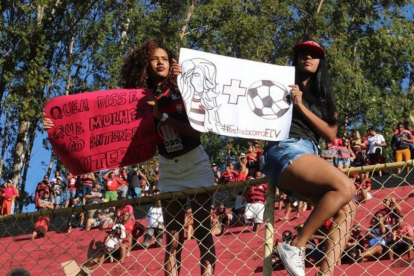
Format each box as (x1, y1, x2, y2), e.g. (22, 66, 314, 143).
(265, 41, 356, 276)
(120, 39, 216, 275)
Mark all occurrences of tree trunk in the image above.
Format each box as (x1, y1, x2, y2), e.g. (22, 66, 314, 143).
(10, 119, 30, 188)
(65, 35, 75, 95)
(19, 121, 37, 211)
(47, 152, 56, 177)
(0, 100, 10, 179)
(316, 0, 324, 14)
(179, 0, 195, 40)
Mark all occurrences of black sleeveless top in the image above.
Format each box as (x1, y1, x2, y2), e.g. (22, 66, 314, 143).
(289, 99, 323, 145)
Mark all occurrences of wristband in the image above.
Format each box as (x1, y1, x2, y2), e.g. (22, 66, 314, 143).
(160, 113, 169, 122)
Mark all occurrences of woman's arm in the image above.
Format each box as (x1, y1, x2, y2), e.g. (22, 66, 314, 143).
(115, 177, 127, 186)
(42, 117, 54, 130)
(378, 219, 386, 235)
(347, 239, 357, 247)
(89, 173, 96, 181)
(121, 171, 128, 180)
(289, 85, 337, 141)
(47, 201, 54, 209)
(102, 171, 111, 180)
(148, 98, 201, 138)
(38, 198, 46, 209)
(349, 148, 356, 161)
(389, 197, 402, 215)
(38, 198, 54, 209)
(138, 170, 149, 182)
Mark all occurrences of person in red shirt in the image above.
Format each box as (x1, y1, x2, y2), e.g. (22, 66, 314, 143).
(1, 180, 18, 215)
(244, 171, 267, 232)
(103, 170, 126, 201)
(238, 156, 249, 181)
(353, 172, 372, 203)
(253, 140, 263, 172)
(376, 196, 402, 225)
(80, 173, 95, 199)
(35, 180, 51, 210)
(119, 211, 140, 258)
(115, 167, 129, 200)
(331, 137, 343, 148)
(246, 145, 257, 177)
(228, 162, 239, 179)
(389, 215, 413, 260)
(32, 191, 54, 240)
(116, 204, 135, 221)
(219, 165, 238, 184)
(66, 172, 78, 200)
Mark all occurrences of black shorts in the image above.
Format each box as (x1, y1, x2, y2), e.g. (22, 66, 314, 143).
(391, 241, 413, 254)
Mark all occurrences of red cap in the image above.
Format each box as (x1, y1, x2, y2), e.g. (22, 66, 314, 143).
(294, 41, 326, 58)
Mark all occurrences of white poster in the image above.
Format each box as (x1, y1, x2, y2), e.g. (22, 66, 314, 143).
(178, 48, 295, 141)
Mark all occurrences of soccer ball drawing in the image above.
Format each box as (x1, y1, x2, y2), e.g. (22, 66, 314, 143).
(246, 80, 290, 120)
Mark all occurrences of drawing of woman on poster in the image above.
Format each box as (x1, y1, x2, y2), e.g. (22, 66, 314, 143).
(180, 58, 221, 132)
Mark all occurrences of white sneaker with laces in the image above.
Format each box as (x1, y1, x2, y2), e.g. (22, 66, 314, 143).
(276, 242, 306, 276)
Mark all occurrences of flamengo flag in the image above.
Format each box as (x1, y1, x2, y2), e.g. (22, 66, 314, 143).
(178, 48, 294, 141)
(44, 89, 157, 175)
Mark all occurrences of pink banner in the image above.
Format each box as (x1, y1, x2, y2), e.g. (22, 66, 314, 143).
(45, 89, 157, 175)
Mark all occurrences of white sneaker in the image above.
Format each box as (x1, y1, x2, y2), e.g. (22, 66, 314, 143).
(276, 242, 306, 276)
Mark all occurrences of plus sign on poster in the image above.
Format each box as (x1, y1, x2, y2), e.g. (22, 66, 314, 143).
(178, 48, 294, 141)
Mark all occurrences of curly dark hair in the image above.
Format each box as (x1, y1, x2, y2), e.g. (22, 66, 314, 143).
(293, 53, 337, 127)
(120, 39, 176, 89)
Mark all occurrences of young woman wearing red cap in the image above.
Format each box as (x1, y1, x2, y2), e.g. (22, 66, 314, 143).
(264, 41, 356, 276)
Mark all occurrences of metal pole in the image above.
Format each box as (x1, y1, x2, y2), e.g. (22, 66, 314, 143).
(263, 181, 275, 275)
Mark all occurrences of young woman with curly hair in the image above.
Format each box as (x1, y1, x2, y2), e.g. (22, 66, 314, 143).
(44, 39, 216, 275)
(121, 39, 216, 275)
(264, 41, 357, 276)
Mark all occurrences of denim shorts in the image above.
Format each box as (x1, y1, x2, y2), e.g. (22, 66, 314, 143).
(337, 158, 351, 167)
(52, 195, 61, 205)
(263, 138, 319, 188)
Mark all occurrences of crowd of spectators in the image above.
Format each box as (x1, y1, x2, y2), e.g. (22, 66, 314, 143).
(2, 126, 413, 269)
(34, 165, 157, 212)
(273, 195, 412, 267)
(321, 121, 414, 175)
(29, 165, 156, 243)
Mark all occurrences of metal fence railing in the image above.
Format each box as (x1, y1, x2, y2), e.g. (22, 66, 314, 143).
(0, 161, 413, 275)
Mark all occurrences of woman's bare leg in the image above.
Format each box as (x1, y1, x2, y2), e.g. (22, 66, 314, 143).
(162, 199, 186, 276)
(278, 154, 356, 275)
(360, 245, 383, 261)
(191, 194, 216, 276)
(319, 201, 356, 274)
(283, 203, 292, 220)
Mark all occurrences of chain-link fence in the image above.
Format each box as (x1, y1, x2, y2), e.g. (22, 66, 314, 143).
(1, 161, 413, 275)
